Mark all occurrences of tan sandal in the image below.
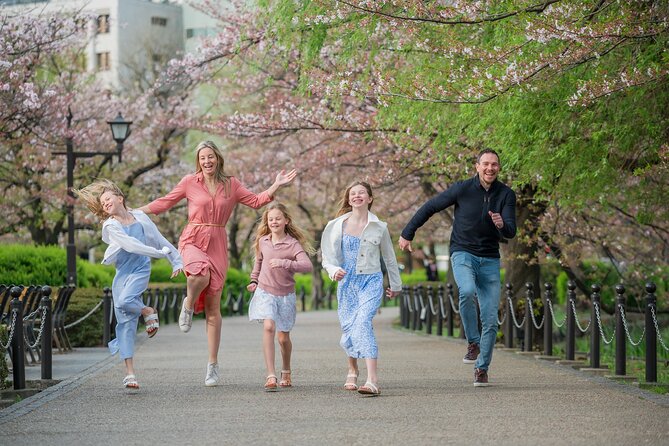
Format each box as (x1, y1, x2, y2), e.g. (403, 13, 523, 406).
(358, 381, 380, 396)
(279, 370, 292, 388)
(343, 372, 358, 391)
(264, 375, 278, 392)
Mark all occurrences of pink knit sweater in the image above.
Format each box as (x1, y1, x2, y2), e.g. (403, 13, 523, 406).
(250, 234, 313, 296)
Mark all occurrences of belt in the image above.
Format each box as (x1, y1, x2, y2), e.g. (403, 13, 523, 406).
(188, 222, 226, 227)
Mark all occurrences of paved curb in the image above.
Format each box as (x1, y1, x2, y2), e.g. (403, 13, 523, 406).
(0, 336, 151, 424)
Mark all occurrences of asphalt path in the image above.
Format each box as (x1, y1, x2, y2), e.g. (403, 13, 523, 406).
(1, 307, 668, 445)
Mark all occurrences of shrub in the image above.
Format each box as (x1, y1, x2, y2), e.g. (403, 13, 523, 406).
(0, 244, 114, 287)
(401, 269, 428, 286)
(0, 245, 69, 285)
(64, 288, 106, 348)
(150, 259, 187, 284)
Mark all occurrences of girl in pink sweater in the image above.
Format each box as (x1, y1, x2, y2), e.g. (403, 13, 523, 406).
(247, 202, 315, 391)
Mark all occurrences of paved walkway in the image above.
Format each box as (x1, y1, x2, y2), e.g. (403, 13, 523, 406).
(1, 308, 668, 445)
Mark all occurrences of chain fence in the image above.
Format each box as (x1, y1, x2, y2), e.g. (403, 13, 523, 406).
(64, 299, 103, 329)
(398, 281, 669, 383)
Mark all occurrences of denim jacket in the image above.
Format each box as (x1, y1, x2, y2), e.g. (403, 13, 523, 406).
(321, 211, 402, 292)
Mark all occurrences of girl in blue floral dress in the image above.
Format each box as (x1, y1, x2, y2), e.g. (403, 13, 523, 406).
(321, 181, 402, 396)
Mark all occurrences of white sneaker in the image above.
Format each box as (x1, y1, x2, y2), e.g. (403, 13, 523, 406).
(205, 362, 220, 387)
(178, 299, 193, 333)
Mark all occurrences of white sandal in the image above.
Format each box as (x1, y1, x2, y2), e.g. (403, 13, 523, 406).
(123, 374, 139, 389)
(145, 312, 159, 338)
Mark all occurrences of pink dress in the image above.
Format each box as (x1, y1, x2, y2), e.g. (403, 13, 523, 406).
(148, 172, 272, 314)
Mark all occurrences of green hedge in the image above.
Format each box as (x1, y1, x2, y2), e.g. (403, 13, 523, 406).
(64, 288, 107, 348)
(0, 244, 114, 287)
(150, 259, 187, 284)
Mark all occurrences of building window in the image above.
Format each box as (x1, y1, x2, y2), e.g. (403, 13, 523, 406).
(151, 17, 167, 26)
(96, 14, 110, 34)
(186, 28, 213, 39)
(96, 52, 111, 71)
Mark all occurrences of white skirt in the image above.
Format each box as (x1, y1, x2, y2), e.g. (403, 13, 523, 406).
(248, 286, 297, 332)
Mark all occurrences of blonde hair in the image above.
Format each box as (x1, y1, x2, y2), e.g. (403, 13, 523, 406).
(253, 202, 316, 256)
(195, 140, 231, 194)
(335, 181, 374, 217)
(72, 179, 126, 221)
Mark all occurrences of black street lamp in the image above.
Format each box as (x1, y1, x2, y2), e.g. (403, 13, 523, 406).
(54, 107, 132, 286)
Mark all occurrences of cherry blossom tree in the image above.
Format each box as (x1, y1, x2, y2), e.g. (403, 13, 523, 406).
(0, 8, 199, 253)
(215, 0, 669, 302)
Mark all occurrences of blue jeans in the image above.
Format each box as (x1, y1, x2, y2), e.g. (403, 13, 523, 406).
(450, 251, 501, 371)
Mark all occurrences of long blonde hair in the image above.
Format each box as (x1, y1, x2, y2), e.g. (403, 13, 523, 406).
(253, 202, 316, 256)
(195, 141, 231, 193)
(335, 181, 374, 217)
(72, 179, 126, 221)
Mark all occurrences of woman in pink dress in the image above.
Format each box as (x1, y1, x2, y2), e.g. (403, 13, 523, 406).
(140, 140, 296, 386)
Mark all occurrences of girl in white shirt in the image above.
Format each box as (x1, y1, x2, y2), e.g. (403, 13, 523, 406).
(75, 179, 182, 390)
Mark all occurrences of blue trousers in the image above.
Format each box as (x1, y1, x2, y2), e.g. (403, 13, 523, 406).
(451, 251, 501, 371)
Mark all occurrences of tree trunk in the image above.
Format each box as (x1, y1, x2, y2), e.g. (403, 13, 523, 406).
(502, 184, 546, 349)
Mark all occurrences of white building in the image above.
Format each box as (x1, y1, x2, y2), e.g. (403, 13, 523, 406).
(179, 1, 219, 53)
(2, 0, 185, 90)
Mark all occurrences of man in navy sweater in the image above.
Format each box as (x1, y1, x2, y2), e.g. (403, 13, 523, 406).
(399, 149, 517, 387)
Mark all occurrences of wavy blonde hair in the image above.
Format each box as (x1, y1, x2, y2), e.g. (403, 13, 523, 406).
(253, 202, 316, 256)
(195, 140, 231, 194)
(72, 179, 126, 221)
(335, 181, 374, 217)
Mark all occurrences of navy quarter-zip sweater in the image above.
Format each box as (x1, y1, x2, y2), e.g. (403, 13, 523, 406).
(401, 175, 517, 258)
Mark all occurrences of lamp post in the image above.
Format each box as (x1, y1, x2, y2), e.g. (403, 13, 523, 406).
(54, 107, 132, 286)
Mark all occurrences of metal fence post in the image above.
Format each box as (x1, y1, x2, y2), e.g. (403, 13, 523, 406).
(590, 284, 601, 369)
(614, 284, 626, 376)
(425, 285, 433, 335)
(543, 283, 553, 355)
(566, 281, 576, 361)
(237, 290, 245, 316)
(40, 286, 53, 380)
(408, 286, 415, 330)
(504, 283, 514, 348)
(173, 288, 182, 322)
(524, 283, 534, 352)
(436, 285, 444, 336)
(397, 285, 407, 327)
(644, 282, 657, 383)
(103, 287, 112, 346)
(404, 287, 411, 329)
(160, 289, 169, 325)
(417, 285, 424, 331)
(10, 287, 25, 390)
(446, 283, 454, 337)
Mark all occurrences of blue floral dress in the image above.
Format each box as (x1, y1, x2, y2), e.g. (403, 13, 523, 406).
(108, 222, 151, 359)
(337, 233, 383, 359)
